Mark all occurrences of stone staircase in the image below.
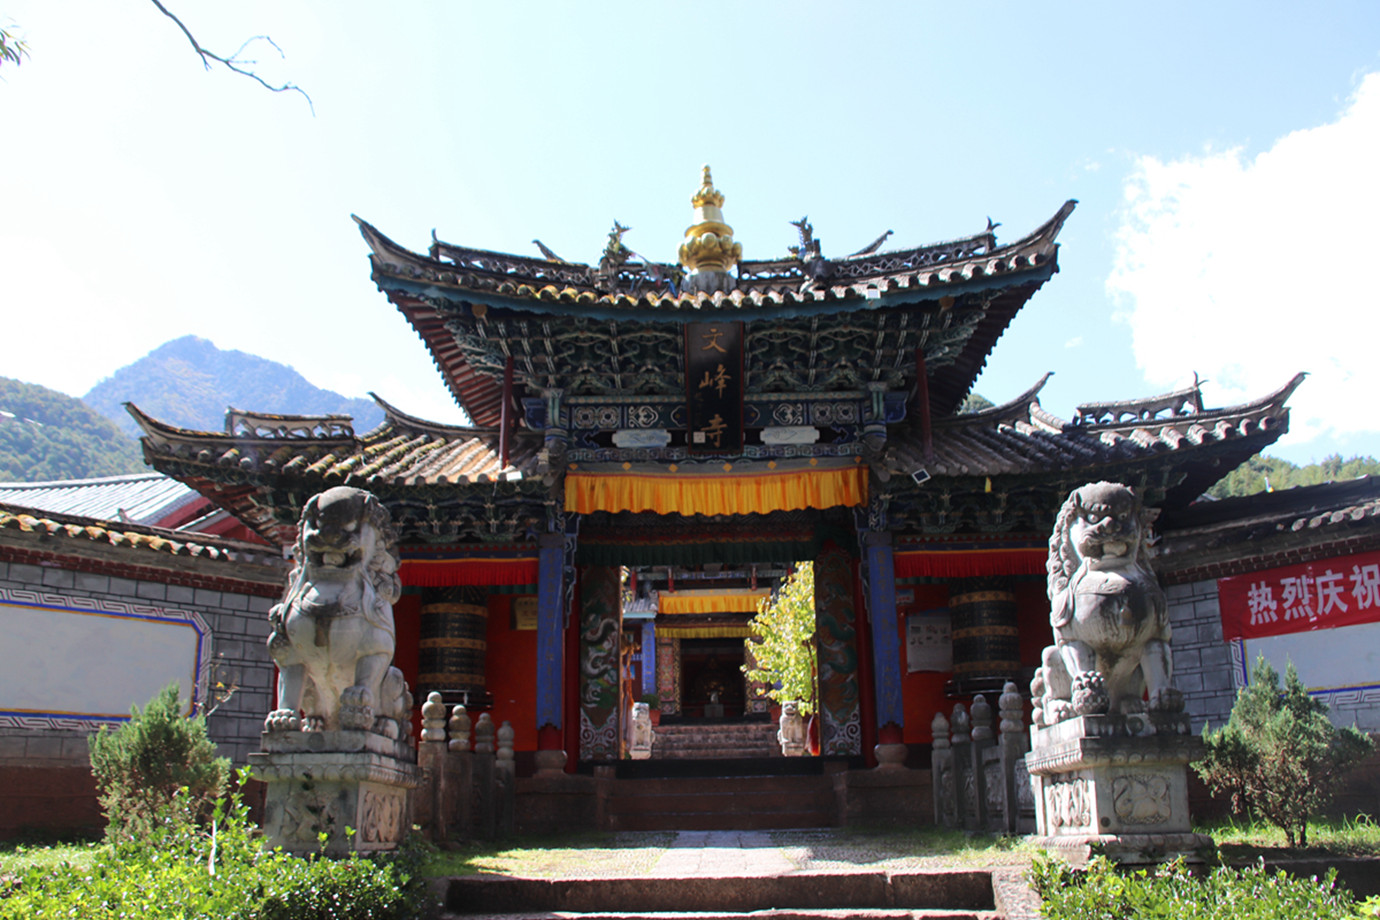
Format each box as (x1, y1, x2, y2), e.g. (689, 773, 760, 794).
(652, 720, 781, 760)
(437, 867, 1029, 919)
(603, 772, 837, 831)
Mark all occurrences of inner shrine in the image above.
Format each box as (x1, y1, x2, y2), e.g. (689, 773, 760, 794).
(132, 168, 1299, 798)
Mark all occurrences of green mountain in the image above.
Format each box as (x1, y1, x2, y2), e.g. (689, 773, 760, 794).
(83, 336, 385, 439)
(0, 377, 146, 482)
(1205, 452, 1380, 498)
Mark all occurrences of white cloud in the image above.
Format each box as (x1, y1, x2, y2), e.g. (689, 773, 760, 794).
(1107, 73, 1380, 452)
(1064, 336, 1084, 349)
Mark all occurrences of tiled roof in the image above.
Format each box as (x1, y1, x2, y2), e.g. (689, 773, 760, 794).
(1152, 475, 1380, 581)
(0, 472, 201, 525)
(357, 202, 1076, 426)
(359, 201, 1074, 312)
(1159, 474, 1380, 543)
(0, 502, 284, 570)
(130, 397, 534, 485)
(130, 396, 540, 545)
(132, 371, 1303, 546)
(887, 373, 1302, 506)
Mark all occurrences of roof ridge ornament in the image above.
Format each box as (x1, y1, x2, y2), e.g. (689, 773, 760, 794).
(678, 165, 742, 295)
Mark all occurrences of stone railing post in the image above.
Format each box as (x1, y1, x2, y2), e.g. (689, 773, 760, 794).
(448, 704, 473, 840)
(778, 701, 807, 757)
(496, 720, 516, 837)
(969, 694, 995, 832)
(473, 712, 496, 840)
(997, 681, 1035, 834)
(629, 702, 653, 760)
(949, 703, 975, 830)
(930, 711, 957, 827)
(418, 692, 448, 840)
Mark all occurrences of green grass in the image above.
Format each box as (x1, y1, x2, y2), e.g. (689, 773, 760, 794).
(1199, 813, 1380, 860)
(418, 825, 1038, 878)
(0, 839, 103, 877)
(769, 825, 1038, 870)
(420, 830, 676, 878)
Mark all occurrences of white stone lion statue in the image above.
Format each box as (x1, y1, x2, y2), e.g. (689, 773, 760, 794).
(264, 486, 413, 737)
(1031, 481, 1182, 727)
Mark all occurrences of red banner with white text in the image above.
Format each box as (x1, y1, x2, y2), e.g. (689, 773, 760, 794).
(1218, 549, 1380, 640)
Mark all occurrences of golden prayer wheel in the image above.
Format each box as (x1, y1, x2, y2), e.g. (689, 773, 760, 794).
(418, 587, 488, 695)
(946, 577, 1021, 697)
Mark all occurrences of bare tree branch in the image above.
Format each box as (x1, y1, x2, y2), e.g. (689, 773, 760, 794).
(148, 0, 314, 115)
(0, 22, 28, 70)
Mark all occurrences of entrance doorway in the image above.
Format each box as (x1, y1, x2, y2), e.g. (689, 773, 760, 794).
(679, 638, 747, 721)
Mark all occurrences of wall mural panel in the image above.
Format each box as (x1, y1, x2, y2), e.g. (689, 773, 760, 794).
(656, 635, 682, 716)
(815, 546, 862, 756)
(578, 565, 622, 761)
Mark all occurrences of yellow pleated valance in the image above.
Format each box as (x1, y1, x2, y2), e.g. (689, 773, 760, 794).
(655, 625, 755, 639)
(565, 465, 868, 516)
(658, 589, 770, 615)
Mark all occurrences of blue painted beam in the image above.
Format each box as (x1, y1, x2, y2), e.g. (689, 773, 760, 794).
(864, 531, 904, 729)
(536, 533, 565, 730)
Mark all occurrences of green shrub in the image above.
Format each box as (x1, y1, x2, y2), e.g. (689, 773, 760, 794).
(88, 683, 231, 843)
(1196, 657, 1374, 847)
(0, 768, 435, 919)
(1029, 855, 1358, 919)
(743, 562, 817, 715)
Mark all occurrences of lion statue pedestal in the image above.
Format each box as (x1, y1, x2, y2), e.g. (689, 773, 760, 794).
(248, 487, 420, 856)
(1025, 482, 1214, 866)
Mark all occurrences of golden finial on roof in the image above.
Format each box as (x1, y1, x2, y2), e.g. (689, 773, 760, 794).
(692, 165, 725, 210)
(678, 164, 742, 289)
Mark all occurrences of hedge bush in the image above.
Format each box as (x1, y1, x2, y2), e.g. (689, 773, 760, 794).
(0, 770, 434, 920)
(1030, 855, 1360, 919)
(87, 683, 230, 844)
(1196, 657, 1374, 848)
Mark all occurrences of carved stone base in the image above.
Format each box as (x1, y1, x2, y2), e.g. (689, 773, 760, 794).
(1026, 715, 1214, 866)
(250, 730, 421, 856)
(1039, 831, 1217, 867)
(534, 749, 568, 775)
(874, 742, 908, 769)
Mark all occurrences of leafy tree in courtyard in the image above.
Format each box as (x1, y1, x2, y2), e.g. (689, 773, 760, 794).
(1195, 657, 1373, 847)
(743, 562, 817, 716)
(88, 683, 231, 844)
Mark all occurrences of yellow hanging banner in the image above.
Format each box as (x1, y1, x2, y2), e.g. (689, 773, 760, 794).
(564, 466, 868, 516)
(658, 589, 770, 615)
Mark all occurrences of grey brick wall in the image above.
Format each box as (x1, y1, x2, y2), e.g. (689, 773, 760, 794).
(1166, 577, 1380, 733)
(0, 559, 276, 768)
(1165, 579, 1237, 731)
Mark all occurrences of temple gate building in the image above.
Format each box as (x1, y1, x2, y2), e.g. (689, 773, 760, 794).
(129, 169, 1303, 820)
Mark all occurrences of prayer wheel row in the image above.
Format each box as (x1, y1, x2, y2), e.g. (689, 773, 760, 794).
(418, 587, 487, 696)
(946, 577, 1021, 696)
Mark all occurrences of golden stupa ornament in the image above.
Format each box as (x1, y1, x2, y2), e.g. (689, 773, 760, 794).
(677, 165, 742, 294)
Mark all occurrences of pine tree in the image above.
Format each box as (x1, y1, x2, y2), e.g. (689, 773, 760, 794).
(88, 683, 231, 843)
(1195, 657, 1373, 847)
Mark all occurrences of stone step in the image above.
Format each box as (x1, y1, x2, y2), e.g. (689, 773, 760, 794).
(651, 722, 782, 760)
(436, 870, 1002, 916)
(603, 775, 836, 831)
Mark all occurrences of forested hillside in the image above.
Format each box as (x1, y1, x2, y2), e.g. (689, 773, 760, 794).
(83, 336, 385, 438)
(1205, 453, 1380, 498)
(0, 378, 146, 482)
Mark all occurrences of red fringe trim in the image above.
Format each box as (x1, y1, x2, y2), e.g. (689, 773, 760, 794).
(397, 558, 539, 586)
(894, 548, 1046, 579)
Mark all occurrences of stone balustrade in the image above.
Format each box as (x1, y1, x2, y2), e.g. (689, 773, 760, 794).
(416, 691, 517, 841)
(929, 682, 1035, 835)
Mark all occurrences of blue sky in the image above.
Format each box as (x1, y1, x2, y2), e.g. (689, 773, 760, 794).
(4, 2, 1379, 464)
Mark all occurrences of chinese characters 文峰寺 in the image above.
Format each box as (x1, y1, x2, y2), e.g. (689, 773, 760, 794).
(699, 364, 731, 397)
